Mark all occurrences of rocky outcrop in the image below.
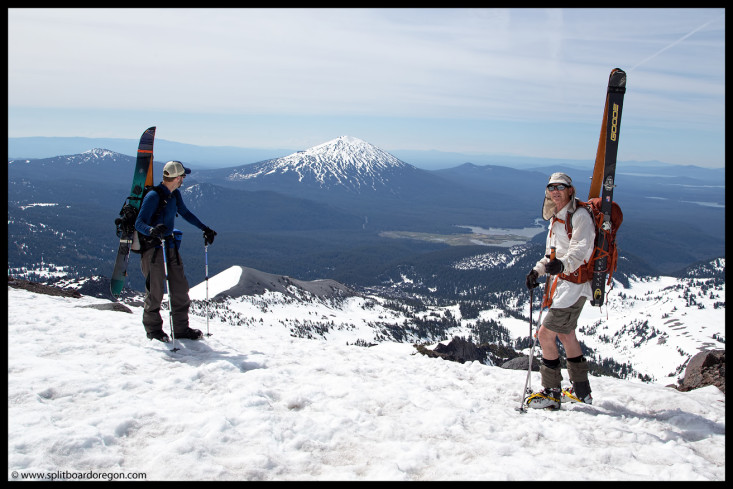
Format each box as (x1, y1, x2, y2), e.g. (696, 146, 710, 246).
(80, 302, 133, 314)
(415, 337, 485, 363)
(414, 336, 524, 367)
(501, 355, 540, 371)
(8, 276, 82, 298)
(432, 336, 486, 363)
(677, 349, 725, 394)
(9, 276, 134, 313)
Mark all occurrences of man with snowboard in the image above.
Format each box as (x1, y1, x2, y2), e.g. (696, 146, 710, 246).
(525, 172, 594, 409)
(135, 160, 217, 343)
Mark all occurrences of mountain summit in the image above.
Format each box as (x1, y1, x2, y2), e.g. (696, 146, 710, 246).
(189, 265, 354, 300)
(224, 136, 415, 193)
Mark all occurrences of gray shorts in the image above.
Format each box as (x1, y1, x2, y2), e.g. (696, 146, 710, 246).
(543, 297, 586, 335)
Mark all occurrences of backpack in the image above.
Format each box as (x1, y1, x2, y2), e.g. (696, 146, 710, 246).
(115, 185, 171, 254)
(557, 197, 623, 287)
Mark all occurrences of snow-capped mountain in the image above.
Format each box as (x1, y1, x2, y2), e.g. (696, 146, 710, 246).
(223, 136, 415, 193)
(69, 148, 122, 162)
(191, 134, 529, 232)
(7, 149, 149, 184)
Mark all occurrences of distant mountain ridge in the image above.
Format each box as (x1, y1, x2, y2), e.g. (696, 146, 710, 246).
(7, 136, 725, 285)
(12, 134, 725, 172)
(8, 149, 171, 192)
(8, 148, 141, 182)
(8, 136, 297, 169)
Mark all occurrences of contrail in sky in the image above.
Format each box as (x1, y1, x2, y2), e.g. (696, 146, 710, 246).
(629, 17, 719, 72)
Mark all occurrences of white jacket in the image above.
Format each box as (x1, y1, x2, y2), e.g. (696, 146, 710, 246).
(533, 198, 595, 309)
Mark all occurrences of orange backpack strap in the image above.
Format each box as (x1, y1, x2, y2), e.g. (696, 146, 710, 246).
(549, 216, 565, 240)
(562, 200, 592, 239)
(558, 201, 594, 284)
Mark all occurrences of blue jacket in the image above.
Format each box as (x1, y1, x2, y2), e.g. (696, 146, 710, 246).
(135, 184, 206, 237)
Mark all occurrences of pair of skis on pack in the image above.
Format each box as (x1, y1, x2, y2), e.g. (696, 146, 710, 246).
(518, 68, 627, 412)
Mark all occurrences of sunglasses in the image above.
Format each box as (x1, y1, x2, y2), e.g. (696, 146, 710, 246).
(547, 184, 569, 191)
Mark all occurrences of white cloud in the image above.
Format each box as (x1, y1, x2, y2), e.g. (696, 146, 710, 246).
(7, 8, 725, 166)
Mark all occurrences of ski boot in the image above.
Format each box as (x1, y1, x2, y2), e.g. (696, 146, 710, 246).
(526, 388, 562, 410)
(147, 330, 170, 343)
(561, 383, 593, 404)
(174, 327, 203, 340)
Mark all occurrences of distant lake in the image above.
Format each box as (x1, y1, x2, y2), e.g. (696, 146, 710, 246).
(455, 219, 545, 239)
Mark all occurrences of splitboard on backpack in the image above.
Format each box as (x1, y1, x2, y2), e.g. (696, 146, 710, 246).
(110, 126, 156, 298)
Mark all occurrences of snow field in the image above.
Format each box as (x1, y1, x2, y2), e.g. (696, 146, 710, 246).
(8, 287, 725, 480)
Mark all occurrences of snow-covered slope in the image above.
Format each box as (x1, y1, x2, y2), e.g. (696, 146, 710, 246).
(190, 265, 353, 300)
(576, 275, 725, 382)
(7, 286, 725, 480)
(189, 261, 724, 385)
(16, 252, 726, 387)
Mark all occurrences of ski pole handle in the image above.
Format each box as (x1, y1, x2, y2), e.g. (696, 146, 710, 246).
(544, 246, 557, 271)
(541, 246, 557, 310)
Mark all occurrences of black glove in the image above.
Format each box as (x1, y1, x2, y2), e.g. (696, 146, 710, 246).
(149, 223, 168, 239)
(545, 258, 564, 275)
(525, 270, 540, 290)
(203, 227, 217, 245)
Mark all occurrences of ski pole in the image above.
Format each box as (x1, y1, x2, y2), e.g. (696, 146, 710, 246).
(160, 237, 179, 353)
(518, 283, 551, 412)
(517, 246, 556, 412)
(517, 287, 536, 412)
(204, 241, 211, 337)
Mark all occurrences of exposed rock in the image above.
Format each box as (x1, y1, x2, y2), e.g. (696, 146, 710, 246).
(415, 336, 488, 364)
(46, 275, 144, 302)
(677, 349, 725, 394)
(501, 356, 540, 371)
(432, 336, 486, 364)
(8, 276, 82, 298)
(79, 302, 133, 314)
(415, 336, 526, 367)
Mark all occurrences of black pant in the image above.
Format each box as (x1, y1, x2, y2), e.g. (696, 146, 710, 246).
(140, 246, 191, 334)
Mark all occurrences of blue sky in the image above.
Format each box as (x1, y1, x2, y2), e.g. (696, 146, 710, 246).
(8, 8, 725, 168)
